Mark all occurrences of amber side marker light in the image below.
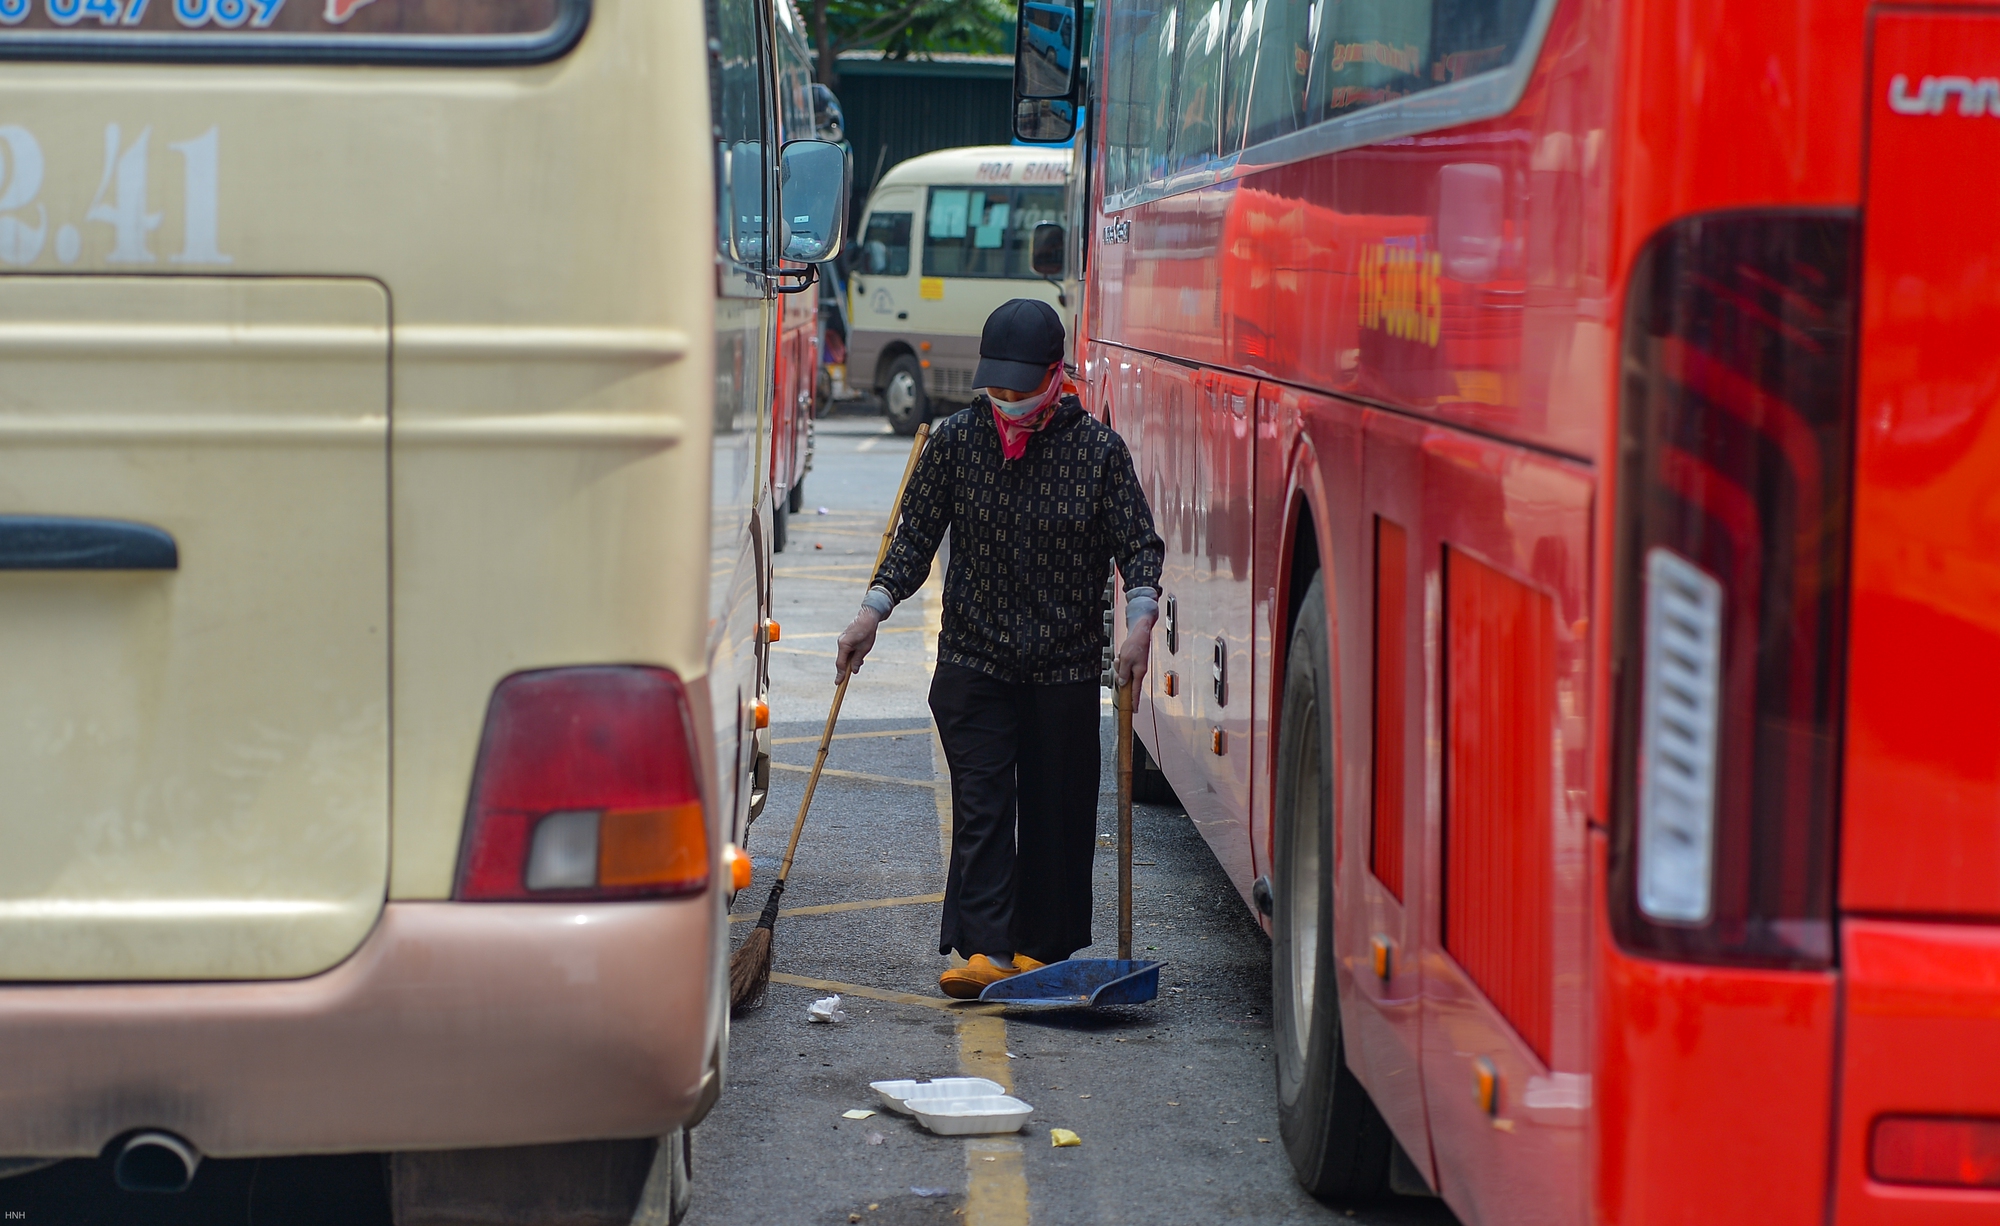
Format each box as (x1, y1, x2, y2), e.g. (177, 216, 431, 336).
(1872, 1116, 2000, 1189)
(455, 666, 710, 901)
(723, 843, 753, 892)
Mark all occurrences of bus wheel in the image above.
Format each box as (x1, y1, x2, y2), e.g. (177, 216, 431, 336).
(663, 1126, 693, 1224)
(772, 494, 788, 553)
(883, 354, 928, 436)
(788, 476, 805, 515)
(1272, 573, 1391, 1202)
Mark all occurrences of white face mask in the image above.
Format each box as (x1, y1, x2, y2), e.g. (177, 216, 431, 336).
(988, 389, 1040, 418)
(985, 372, 1060, 418)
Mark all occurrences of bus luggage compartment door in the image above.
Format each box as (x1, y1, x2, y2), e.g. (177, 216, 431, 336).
(0, 276, 389, 982)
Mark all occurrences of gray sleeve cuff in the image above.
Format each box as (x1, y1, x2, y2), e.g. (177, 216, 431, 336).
(861, 586, 896, 619)
(1124, 587, 1159, 629)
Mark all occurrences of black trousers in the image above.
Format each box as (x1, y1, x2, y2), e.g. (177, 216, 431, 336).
(929, 661, 1101, 964)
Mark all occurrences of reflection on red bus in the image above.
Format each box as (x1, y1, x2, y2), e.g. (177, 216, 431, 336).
(1021, 0, 2000, 1221)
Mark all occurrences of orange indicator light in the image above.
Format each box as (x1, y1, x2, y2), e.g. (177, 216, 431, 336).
(598, 803, 709, 890)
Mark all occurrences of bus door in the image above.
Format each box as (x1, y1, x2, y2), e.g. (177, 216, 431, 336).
(1187, 367, 1257, 897)
(1351, 405, 1431, 1176)
(1410, 422, 1592, 1224)
(852, 188, 921, 357)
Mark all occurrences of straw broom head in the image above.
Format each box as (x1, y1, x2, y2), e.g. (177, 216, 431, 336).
(728, 920, 774, 1013)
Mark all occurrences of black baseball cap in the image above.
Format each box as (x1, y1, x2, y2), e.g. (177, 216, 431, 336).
(973, 298, 1065, 392)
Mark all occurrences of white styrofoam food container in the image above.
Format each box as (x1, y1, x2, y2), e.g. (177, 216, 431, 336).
(909, 1095, 1035, 1136)
(870, 1077, 1007, 1114)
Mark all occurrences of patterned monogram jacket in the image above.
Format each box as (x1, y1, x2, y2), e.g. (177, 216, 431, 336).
(866, 396, 1164, 685)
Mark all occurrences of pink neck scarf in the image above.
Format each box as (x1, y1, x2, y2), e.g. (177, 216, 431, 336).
(991, 371, 1066, 460)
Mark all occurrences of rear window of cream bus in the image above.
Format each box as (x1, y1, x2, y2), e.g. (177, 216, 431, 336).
(0, 0, 586, 64)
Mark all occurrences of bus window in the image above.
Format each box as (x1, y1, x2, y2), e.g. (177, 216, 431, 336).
(923, 186, 1064, 280)
(0, 0, 583, 62)
(1308, 0, 1537, 122)
(1170, 0, 1229, 171)
(1229, 0, 1317, 150)
(862, 211, 912, 276)
(1216, 0, 1258, 156)
(714, 0, 768, 272)
(1104, 0, 1179, 198)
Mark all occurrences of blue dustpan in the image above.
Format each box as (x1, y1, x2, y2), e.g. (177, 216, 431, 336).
(977, 958, 1164, 1007)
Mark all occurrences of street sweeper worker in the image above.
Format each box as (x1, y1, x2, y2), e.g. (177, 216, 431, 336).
(834, 298, 1165, 999)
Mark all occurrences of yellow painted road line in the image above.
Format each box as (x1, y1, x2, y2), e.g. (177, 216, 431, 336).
(961, 1012, 1030, 1226)
(766, 971, 995, 1014)
(919, 563, 1030, 1225)
(773, 627, 925, 641)
(772, 562, 880, 574)
(769, 762, 943, 790)
(729, 892, 943, 924)
(771, 724, 932, 745)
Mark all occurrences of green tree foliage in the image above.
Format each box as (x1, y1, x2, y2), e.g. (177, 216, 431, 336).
(808, 0, 1014, 83)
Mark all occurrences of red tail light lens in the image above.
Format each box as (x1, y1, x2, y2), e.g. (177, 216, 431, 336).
(1610, 213, 1860, 968)
(1872, 1116, 2000, 1189)
(455, 667, 710, 901)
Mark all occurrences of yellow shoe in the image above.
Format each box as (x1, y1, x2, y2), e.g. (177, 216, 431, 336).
(939, 954, 1025, 1000)
(1012, 954, 1048, 972)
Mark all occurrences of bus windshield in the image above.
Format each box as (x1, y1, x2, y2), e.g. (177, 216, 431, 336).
(923, 185, 1064, 279)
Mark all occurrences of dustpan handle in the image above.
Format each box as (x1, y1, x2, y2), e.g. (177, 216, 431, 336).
(1116, 680, 1134, 960)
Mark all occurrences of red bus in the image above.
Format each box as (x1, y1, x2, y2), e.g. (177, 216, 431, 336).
(771, 0, 822, 552)
(1015, 0, 2000, 1222)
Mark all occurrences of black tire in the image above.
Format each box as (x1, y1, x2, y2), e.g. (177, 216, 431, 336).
(666, 1127, 692, 1225)
(883, 353, 928, 436)
(1273, 574, 1391, 1202)
(787, 475, 805, 515)
(772, 496, 788, 553)
(1131, 729, 1180, 807)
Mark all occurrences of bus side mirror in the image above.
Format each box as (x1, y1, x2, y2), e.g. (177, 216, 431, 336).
(1013, 0, 1081, 143)
(1031, 222, 1065, 277)
(779, 139, 850, 264)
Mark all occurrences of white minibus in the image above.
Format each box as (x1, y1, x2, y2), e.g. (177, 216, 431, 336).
(847, 145, 1071, 433)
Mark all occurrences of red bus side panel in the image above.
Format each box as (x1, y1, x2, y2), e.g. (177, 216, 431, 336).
(1444, 547, 1556, 1062)
(1594, 836, 1835, 1226)
(1372, 517, 1409, 903)
(1835, 920, 2000, 1224)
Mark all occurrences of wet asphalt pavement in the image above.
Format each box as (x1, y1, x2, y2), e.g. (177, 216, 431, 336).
(686, 405, 1459, 1226)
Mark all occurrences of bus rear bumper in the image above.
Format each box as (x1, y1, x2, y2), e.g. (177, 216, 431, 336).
(0, 899, 719, 1159)
(1835, 918, 2000, 1224)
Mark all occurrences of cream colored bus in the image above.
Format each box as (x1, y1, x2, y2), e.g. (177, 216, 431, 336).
(847, 144, 1071, 434)
(0, 0, 844, 1221)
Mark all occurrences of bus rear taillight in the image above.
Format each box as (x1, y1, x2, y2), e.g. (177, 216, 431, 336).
(455, 667, 710, 901)
(1871, 1116, 2000, 1189)
(1610, 213, 1860, 968)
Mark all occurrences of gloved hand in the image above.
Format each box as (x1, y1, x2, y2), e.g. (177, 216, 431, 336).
(1114, 612, 1157, 689)
(835, 606, 882, 681)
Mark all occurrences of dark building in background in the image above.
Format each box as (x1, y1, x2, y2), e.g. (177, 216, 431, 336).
(834, 52, 1015, 225)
